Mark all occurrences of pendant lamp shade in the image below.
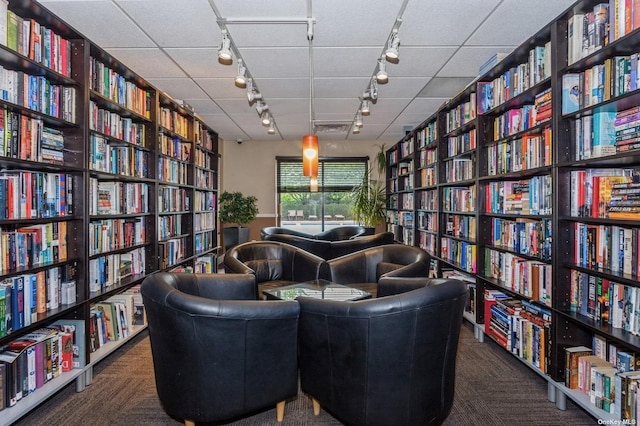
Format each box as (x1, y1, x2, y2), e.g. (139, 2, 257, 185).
(302, 134, 318, 177)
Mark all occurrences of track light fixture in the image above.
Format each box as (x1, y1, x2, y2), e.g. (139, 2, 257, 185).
(261, 111, 271, 126)
(369, 79, 379, 100)
(267, 121, 276, 134)
(355, 110, 363, 128)
(352, 125, 360, 134)
(256, 101, 269, 115)
(385, 29, 400, 62)
(361, 99, 370, 115)
(376, 57, 389, 84)
(235, 59, 247, 87)
(218, 30, 233, 63)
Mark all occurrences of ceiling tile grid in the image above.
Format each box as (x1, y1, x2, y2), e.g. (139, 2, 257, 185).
(39, 0, 576, 142)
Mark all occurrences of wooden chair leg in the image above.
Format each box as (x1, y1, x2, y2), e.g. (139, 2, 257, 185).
(312, 398, 321, 416)
(185, 421, 195, 426)
(276, 400, 286, 422)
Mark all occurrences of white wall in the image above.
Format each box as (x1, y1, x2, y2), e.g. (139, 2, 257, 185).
(220, 137, 388, 217)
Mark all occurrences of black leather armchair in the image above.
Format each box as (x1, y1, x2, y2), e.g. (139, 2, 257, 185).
(264, 231, 396, 260)
(260, 226, 311, 240)
(313, 225, 366, 240)
(297, 279, 468, 426)
(326, 244, 431, 296)
(141, 272, 300, 424)
(223, 241, 326, 296)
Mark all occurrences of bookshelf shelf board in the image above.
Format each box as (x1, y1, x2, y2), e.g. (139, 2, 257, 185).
(478, 167, 553, 181)
(88, 273, 147, 301)
(88, 324, 147, 366)
(89, 243, 150, 259)
(0, 44, 78, 85)
(89, 91, 152, 122)
(559, 311, 640, 350)
(0, 99, 78, 127)
(562, 29, 640, 73)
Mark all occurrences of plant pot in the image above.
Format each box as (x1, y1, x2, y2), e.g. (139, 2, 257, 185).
(223, 226, 251, 251)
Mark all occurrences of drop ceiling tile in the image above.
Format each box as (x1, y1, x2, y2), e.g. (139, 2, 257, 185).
(39, 0, 155, 47)
(226, 24, 310, 48)
(438, 46, 514, 78)
(314, 98, 361, 115)
(182, 99, 224, 115)
(115, 0, 219, 47)
(165, 48, 236, 79)
(253, 78, 310, 99)
(147, 78, 209, 100)
(214, 0, 307, 19)
(467, 0, 577, 46)
(195, 78, 247, 100)
(239, 47, 309, 78)
(266, 99, 309, 116)
(400, 0, 501, 46)
(215, 99, 266, 115)
(313, 47, 385, 78)
(104, 48, 186, 78)
(313, 78, 371, 98)
(419, 77, 477, 98)
(391, 47, 457, 77)
(376, 77, 433, 98)
(312, 0, 406, 47)
(401, 98, 450, 116)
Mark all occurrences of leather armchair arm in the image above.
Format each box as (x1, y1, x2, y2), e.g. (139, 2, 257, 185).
(326, 252, 368, 283)
(291, 250, 326, 282)
(223, 255, 256, 275)
(380, 259, 429, 278)
(377, 276, 451, 297)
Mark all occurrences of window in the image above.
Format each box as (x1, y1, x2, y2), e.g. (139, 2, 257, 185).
(276, 157, 368, 233)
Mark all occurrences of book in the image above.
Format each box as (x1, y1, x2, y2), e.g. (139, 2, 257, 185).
(562, 73, 581, 114)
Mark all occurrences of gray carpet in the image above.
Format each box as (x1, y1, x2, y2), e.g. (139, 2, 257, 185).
(14, 322, 597, 425)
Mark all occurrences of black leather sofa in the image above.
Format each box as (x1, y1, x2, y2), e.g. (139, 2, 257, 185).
(325, 244, 431, 297)
(297, 279, 468, 426)
(223, 241, 326, 296)
(140, 272, 299, 423)
(260, 225, 366, 241)
(263, 231, 395, 260)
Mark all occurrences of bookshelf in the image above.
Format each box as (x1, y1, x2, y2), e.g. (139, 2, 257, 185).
(386, 133, 415, 245)
(0, 1, 220, 423)
(385, 0, 640, 421)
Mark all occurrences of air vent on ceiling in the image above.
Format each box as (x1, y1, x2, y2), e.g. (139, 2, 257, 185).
(313, 121, 352, 134)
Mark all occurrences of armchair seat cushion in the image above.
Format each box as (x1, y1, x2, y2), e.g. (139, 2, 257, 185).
(245, 259, 283, 282)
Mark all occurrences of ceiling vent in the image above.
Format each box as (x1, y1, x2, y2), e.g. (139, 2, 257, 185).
(313, 120, 352, 134)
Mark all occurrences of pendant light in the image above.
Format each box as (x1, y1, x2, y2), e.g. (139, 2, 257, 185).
(302, 134, 318, 177)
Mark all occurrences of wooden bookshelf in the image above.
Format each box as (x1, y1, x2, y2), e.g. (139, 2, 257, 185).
(0, 1, 220, 423)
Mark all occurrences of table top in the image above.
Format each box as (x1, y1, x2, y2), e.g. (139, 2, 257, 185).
(263, 279, 371, 301)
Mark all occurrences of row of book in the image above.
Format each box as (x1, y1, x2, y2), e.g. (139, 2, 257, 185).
(444, 157, 474, 182)
(158, 238, 186, 269)
(194, 121, 215, 151)
(0, 2, 73, 78)
(442, 185, 476, 212)
(573, 223, 640, 276)
(0, 264, 76, 337)
(570, 270, 640, 334)
(89, 134, 150, 177)
(0, 221, 67, 271)
(440, 237, 477, 273)
(89, 286, 146, 353)
(489, 217, 552, 261)
(89, 179, 149, 216)
(194, 190, 216, 212)
(193, 148, 214, 169)
(418, 166, 436, 187)
(567, 1, 640, 66)
(0, 110, 64, 164)
(485, 126, 552, 176)
(89, 218, 146, 256)
(491, 91, 551, 141)
(483, 175, 553, 216)
(194, 230, 215, 254)
(562, 54, 640, 116)
(89, 248, 145, 293)
(0, 66, 75, 123)
(159, 133, 191, 161)
(157, 156, 188, 185)
(418, 189, 437, 210)
(195, 168, 216, 189)
(169, 254, 216, 274)
(194, 212, 215, 233)
(484, 290, 551, 372)
(89, 100, 147, 146)
(89, 57, 151, 118)
(565, 334, 640, 419)
(416, 121, 438, 148)
(417, 211, 437, 232)
(484, 249, 552, 306)
(446, 129, 476, 157)
(477, 43, 551, 115)
(159, 107, 190, 139)
(570, 168, 639, 218)
(443, 213, 476, 240)
(158, 214, 183, 240)
(444, 92, 476, 134)
(158, 186, 189, 212)
(0, 318, 84, 411)
(419, 145, 437, 168)
(0, 171, 72, 220)
(418, 231, 436, 255)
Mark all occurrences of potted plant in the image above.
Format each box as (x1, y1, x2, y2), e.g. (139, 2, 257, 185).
(351, 144, 387, 233)
(219, 191, 259, 250)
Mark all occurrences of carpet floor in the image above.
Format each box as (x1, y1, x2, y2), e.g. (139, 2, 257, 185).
(13, 322, 597, 425)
